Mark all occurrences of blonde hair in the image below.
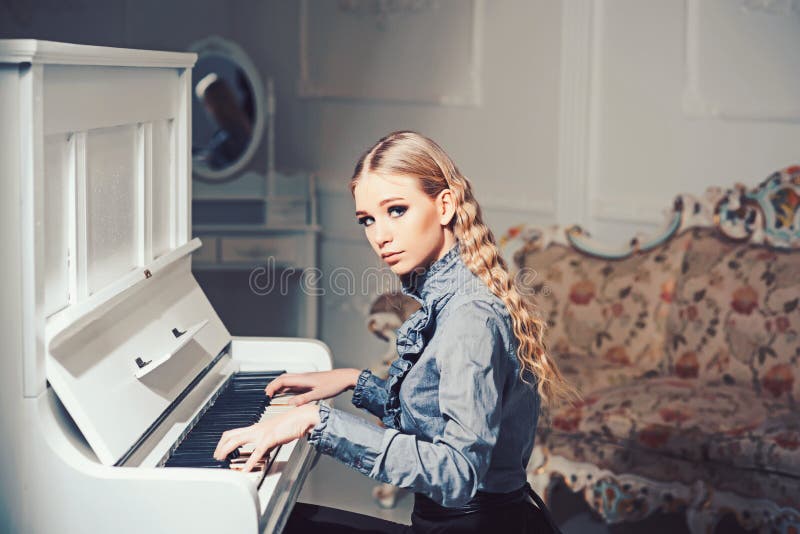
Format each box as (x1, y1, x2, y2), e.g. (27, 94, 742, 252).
(350, 131, 577, 409)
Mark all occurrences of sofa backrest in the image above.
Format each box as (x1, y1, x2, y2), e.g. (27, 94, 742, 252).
(666, 227, 800, 404)
(502, 165, 800, 400)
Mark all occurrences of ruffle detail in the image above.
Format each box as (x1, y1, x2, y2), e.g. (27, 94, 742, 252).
(381, 242, 463, 429)
(351, 369, 373, 409)
(381, 301, 439, 429)
(307, 401, 332, 450)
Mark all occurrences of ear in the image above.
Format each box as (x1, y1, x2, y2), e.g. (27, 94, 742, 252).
(436, 188, 456, 226)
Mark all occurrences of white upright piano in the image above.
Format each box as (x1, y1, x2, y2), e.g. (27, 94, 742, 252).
(0, 39, 330, 533)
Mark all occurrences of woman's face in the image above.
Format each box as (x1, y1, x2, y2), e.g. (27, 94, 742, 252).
(354, 173, 456, 276)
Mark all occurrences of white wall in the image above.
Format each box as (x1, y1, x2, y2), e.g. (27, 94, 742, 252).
(570, 0, 800, 242)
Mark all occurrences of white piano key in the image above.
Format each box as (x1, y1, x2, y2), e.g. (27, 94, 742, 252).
(230, 396, 300, 487)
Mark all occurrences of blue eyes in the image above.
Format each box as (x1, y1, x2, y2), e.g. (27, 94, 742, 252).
(357, 205, 407, 227)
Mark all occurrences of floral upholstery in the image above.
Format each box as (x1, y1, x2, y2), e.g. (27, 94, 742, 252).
(506, 166, 800, 531)
(543, 378, 798, 482)
(515, 231, 693, 395)
(542, 430, 800, 508)
(665, 227, 800, 401)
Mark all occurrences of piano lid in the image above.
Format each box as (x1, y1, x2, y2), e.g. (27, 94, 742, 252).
(46, 243, 231, 466)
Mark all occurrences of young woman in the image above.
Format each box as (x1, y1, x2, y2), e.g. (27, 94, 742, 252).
(213, 131, 574, 533)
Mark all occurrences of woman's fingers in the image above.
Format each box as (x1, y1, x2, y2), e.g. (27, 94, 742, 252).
(289, 392, 312, 406)
(264, 375, 290, 397)
(214, 428, 251, 460)
(265, 374, 314, 397)
(240, 444, 271, 473)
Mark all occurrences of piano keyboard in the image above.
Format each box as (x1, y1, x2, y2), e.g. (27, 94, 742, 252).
(163, 371, 290, 484)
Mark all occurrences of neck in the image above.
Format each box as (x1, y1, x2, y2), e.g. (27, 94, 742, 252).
(401, 240, 462, 303)
(430, 232, 457, 267)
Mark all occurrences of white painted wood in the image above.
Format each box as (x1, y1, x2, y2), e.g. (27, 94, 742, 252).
(74, 132, 89, 301)
(46, 254, 230, 465)
(133, 318, 210, 379)
(43, 133, 71, 317)
(556, 0, 594, 227)
(66, 133, 79, 307)
(19, 62, 47, 397)
(0, 39, 196, 68)
(47, 240, 202, 342)
(140, 122, 152, 265)
(43, 65, 179, 135)
(152, 119, 173, 258)
(3, 39, 330, 533)
(176, 68, 191, 246)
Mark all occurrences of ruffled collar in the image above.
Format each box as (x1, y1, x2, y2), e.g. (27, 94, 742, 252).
(382, 242, 465, 429)
(400, 242, 463, 306)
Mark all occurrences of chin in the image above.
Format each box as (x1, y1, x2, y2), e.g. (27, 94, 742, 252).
(386, 259, 415, 276)
(388, 264, 410, 276)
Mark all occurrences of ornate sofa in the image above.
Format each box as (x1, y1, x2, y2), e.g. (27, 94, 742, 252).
(499, 166, 800, 532)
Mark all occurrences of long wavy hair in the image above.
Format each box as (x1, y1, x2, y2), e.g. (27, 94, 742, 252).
(350, 131, 577, 409)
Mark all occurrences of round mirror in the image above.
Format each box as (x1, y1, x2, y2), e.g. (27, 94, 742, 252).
(189, 36, 264, 183)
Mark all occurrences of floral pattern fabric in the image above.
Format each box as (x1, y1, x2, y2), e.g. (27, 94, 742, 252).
(512, 224, 800, 515)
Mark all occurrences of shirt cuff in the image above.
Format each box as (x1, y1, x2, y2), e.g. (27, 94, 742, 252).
(351, 369, 388, 415)
(306, 401, 331, 447)
(306, 401, 390, 476)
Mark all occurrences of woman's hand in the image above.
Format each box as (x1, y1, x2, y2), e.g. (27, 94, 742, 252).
(265, 369, 361, 406)
(213, 404, 321, 473)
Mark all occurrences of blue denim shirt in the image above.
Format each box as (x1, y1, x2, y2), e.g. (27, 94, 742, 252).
(307, 243, 541, 507)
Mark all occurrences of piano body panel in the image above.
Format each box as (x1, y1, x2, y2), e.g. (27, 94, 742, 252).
(43, 64, 179, 136)
(45, 253, 232, 466)
(258, 436, 318, 534)
(2, 39, 328, 533)
(31, 353, 328, 533)
(29, 391, 262, 534)
(230, 336, 334, 373)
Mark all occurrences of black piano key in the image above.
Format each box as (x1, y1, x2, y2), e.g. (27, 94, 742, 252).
(165, 457, 230, 467)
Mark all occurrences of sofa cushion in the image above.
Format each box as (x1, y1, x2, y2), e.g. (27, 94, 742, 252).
(542, 378, 798, 477)
(514, 231, 693, 389)
(664, 227, 800, 402)
(706, 408, 800, 476)
(538, 430, 800, 508)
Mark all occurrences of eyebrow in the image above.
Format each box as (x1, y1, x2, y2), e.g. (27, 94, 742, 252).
(355, 197, 406, 217)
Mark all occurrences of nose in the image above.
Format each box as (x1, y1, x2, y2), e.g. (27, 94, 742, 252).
(372, 221, 392, 248)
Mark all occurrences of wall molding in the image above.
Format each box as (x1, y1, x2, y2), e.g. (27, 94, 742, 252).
(556, 0, 595, 227)
(591, 195, 670, 225)
(683, 0, 800, 122)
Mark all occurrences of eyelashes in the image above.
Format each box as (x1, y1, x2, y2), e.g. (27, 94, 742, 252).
(388, 205, 407, 217)
(357, 205, 408, 227)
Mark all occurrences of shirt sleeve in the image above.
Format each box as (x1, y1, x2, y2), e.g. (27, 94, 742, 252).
(350, 369, 389, 418)
(307, 302, 507, 507)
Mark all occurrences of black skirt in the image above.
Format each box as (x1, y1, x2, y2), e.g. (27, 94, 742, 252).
(283, 483, 560, 534)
